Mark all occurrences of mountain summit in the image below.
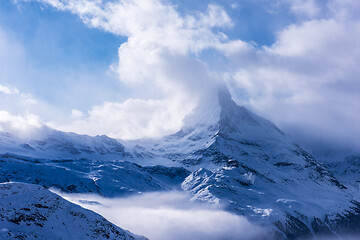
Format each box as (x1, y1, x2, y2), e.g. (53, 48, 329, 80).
(181, 86, 284, 141)
(135, 86, 307, 168)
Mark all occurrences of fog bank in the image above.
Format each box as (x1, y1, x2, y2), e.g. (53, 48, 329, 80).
(55, 190, 266, 240)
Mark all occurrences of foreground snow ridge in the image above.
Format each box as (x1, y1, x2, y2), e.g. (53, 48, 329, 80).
(0, 182, 147, 240)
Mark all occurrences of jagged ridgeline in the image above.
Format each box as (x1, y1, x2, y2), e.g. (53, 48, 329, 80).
(1, 87, 360, 239)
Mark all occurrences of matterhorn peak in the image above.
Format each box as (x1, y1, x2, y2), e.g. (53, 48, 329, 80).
(216, 85, 237, 108)
(178, 85, 284, 143)
(180, 85, 235, 129)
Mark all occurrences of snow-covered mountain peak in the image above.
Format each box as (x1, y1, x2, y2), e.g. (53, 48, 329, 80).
(217, 87, 285, 140)
(178, 86, 285, 143)
(217, 85, 237, 109)
(125, 86, 294, 169)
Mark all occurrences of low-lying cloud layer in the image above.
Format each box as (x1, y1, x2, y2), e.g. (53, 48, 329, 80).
(56, 191, 266, 240)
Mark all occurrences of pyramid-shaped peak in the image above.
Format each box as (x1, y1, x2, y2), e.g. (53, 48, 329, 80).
(180, 86, 230, 129)
(213, 86, 253, 120)
(194, 85, 236, 113)
(177, 85, 286, 143)
(217, 86, 234, 104)
(180, 85, 250, 129)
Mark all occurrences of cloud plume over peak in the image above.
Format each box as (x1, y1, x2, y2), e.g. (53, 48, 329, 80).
(22, 0, 247, 139)
(6, 0, 360, 150)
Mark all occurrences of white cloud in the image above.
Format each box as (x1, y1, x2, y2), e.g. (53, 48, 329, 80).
(71, 109, 84, 118)
(0, 84, 45, 138)
(0, 111, 43, 138)
(34, 0, 233, 56)
(50, 96, 195, 139)
(9, 0, 360, 151)
(56, 191, 266, 240)
(25, 0, 248, 139)
(0, 83, 38, 115)
(0, 84, 19, 95)
(227, 0, 360, 149)
(287, 0, 320, 18)
(328, 0, 360, 20)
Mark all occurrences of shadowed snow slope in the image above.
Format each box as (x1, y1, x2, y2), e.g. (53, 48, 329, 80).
(0, 154, 189, 197)
(0, 182, 147, 240)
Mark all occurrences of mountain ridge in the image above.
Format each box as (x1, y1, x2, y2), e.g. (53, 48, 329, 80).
(1, 86, 360, 239)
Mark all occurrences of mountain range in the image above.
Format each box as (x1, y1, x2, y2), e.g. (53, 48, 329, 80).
(1, 87, 359, 239)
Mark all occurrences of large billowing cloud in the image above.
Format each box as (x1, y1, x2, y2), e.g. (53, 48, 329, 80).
(227, 0, 360, 149)
(8, 0, 360, 151)
(25, 0, 249, 139)
(32, 0, 237, 89)
(48, 96, 194, 139)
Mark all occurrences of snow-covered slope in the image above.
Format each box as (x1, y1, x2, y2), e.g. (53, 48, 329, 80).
(0, 153, 189, 197)
(0, 129, 129, 160)
(302, 146, 360, 201)
(0, 182, 147, 240)
(322, 154, 360, 201)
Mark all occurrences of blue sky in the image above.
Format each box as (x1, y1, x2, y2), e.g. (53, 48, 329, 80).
(0, 0, 359, 150)
(0, 0, 129, 110)
(0, 0, 305, 107)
